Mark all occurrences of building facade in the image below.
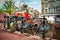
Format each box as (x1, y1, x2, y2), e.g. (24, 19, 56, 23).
(41, 0, 60, 14)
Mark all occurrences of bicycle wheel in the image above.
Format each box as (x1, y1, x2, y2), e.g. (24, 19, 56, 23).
(45, 25, 55, 39)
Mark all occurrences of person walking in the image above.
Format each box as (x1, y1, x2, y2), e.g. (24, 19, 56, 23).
(42, 16, 48, 40)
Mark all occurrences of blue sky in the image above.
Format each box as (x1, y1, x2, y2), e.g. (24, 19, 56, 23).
(0, 0, 41, 12)
(0, 4, 2, 9)
(15, 0, 41, 13)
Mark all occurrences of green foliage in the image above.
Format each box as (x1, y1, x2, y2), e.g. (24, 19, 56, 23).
(0, 9, 4, 14)
(22, 4, 28, 10)
(23, 4, 28, 8)
(2, 0, 15, 14)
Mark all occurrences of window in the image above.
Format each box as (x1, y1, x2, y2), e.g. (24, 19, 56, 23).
(50, 2, 54, 8)
(57, 1, 60, 7)
(45, 9, 47, 13)
(42, 4, 44, 9)
(57, 0, 60, 1)
(45, 2, 48, 7)
(50, 8, 54, 13)
(57, 7, 60, 11)
(45, 0, 47, 1)
(57, 7, 60, 13)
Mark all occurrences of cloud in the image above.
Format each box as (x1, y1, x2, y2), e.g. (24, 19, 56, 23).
(29, 1, 38, 5)
(1, 0, 41, 12)
(15, 2, 19, 7)
(0, 0, 5, 4)
(14, 0, 20, 2)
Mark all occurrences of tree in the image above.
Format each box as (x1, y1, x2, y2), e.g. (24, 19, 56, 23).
(2, 0, 15, 14)
(21, 3, 28, 11)
(0, 8, 4, 14)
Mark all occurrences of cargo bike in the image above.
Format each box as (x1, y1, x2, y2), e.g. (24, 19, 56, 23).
(4, 16, 55, 40)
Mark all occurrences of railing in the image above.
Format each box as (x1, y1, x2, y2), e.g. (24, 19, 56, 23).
(40, 13, 60, 16)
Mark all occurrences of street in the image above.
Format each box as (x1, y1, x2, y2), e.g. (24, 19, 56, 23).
(0, 22, 59, 40)
(0, 30, 42, 40)
(0, 23, 41, 40)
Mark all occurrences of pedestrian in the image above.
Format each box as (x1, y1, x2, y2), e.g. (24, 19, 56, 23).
(54, 16, 57, 23)
(42, 16, 48, 39)
(43, 16, 48, 25)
